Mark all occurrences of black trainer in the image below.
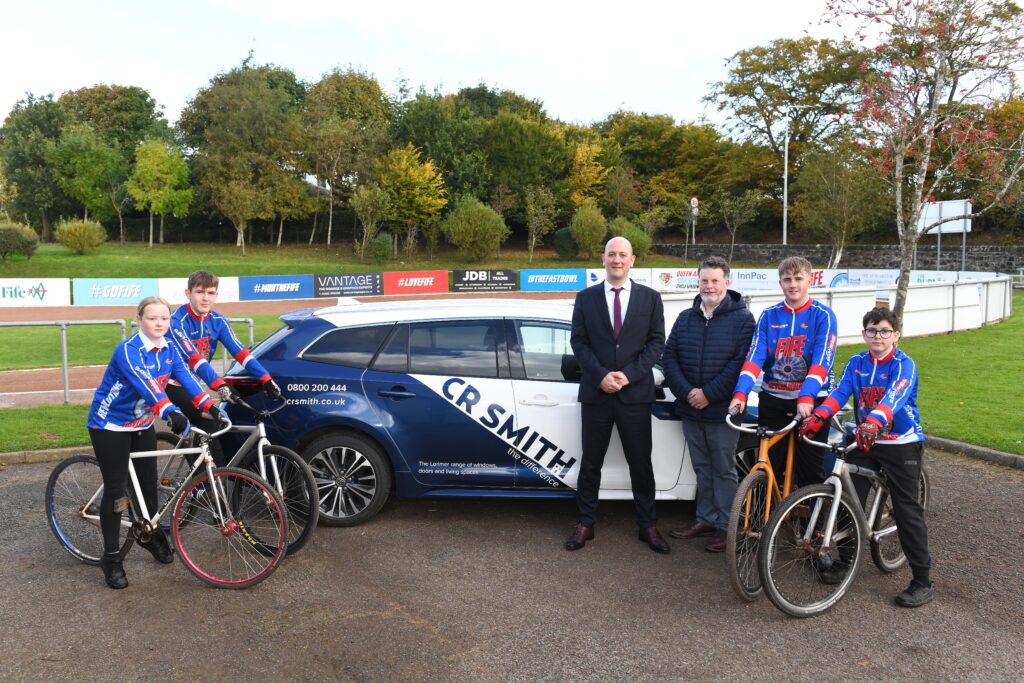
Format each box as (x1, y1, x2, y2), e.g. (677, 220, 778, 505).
(138, 528, 174, 564)
(818, 559, 851, 585)
(100, 552, 128, 589)
(895, 579, 934, 608)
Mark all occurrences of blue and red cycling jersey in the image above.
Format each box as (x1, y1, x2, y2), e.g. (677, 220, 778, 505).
(815, 347, 923, 445)
(168, 304, 271, 389)
(732, 298, 838, 407)
(87, 333, 212, 431)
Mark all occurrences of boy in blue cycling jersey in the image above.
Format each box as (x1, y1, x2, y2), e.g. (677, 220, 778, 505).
(729, 256, 838, 488)
(800, 307, 933, 608)
(166, 271, 282, 464)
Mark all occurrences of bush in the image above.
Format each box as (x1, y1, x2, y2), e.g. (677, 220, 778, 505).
(569, 201, 607, 259)
(552, 226, 577, 260)
(370, 231, 392, 265)
(56, 219, 107, 255)
(609, 217, 652, 259)
(0, 223, 39, 262)
(440, 196, 510, 262)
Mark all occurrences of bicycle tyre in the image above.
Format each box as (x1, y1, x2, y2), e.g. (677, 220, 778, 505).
(237, 445, 319, 555)
(172, 467, 288, 589)
(46, 454, 133, 565)
(155, 431, 192, 532)
(759, 484, 866, 618)
(725, 469, 770, 601)
(870, 463, 931, 573)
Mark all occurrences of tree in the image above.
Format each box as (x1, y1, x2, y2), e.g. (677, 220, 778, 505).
(568, 141, 610, 207)
(603, 165, 642, 217)
(706, 37, 868, 156)
(51, 122, 132, 242)
(524, 184, 558, 263)
(351, 183, 391, 262)
(569, 201, 607, 259)
(0, 94, 69, 240)
(0, 166, 15, 219)
(708, 189, 762, 262)
(126, 139, 192, 246)
(302, 67, 390, 246)
(267, 169, 314, 247)
(58, 84, 169, 157)
(441, 196, 510, 262)
(178, 63, 305, 254)
(831, 0, 1024, 323)
(376, 144, 447, 258)
(792, 141, 888, 267)
(482, 111, 571, 203)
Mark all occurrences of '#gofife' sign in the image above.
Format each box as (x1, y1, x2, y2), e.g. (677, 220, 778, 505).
(0, 278, 72, 307)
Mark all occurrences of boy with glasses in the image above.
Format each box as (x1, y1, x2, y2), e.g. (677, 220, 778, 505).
(800, 307, 932, 607)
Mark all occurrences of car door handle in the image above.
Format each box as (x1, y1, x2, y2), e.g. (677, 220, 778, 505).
(519, 398, 559, 407)
(378, 389, 417, 400)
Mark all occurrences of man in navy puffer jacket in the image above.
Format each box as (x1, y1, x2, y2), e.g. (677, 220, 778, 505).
(661, 256, 755, 552)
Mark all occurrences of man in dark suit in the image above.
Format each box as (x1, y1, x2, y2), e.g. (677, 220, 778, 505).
(565, 236, 668, 553)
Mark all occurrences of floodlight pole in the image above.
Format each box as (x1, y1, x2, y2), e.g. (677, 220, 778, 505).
(782, 120, 790, 246)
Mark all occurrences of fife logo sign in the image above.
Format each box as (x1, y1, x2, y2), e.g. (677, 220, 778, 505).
(0, 282, 48, 302)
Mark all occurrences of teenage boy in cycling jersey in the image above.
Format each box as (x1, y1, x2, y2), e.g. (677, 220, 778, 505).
(800, 307, 933, 608)
(729, 256, 838, 488)
(166, 270, 282, 464)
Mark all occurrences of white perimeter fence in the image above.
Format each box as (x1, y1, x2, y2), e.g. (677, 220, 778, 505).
(663, 276, 1014, 344)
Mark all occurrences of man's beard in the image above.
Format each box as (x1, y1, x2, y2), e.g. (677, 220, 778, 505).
(700, 292, 725, 308)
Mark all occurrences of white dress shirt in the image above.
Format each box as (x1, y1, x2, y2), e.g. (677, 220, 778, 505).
(604, 278, 631, 329)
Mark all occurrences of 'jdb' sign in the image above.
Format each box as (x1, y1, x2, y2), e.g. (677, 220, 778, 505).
(452, 269, 518, 292)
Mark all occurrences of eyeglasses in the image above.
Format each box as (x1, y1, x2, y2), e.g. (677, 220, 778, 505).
(863, 328, 895, 338)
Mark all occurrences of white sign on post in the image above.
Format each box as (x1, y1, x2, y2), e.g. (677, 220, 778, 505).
(917, 199, 972, 234)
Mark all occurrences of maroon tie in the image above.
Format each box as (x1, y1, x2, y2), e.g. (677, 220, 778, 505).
(612, 287, 622, 338)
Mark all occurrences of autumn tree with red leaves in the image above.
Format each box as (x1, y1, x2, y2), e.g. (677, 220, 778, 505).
(827, 0, 1024, 324)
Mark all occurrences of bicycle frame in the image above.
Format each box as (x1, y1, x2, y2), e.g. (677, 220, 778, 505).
(801, 435, 893, 553)
(727, 413, 800, 523)
(90, 419, 234, 537)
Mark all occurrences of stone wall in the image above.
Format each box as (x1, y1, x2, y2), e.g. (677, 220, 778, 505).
(654, 242, 1024, 273)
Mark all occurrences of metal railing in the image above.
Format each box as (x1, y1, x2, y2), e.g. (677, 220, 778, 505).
(1, 318, 255, 404)
(0, 319, 127, 403)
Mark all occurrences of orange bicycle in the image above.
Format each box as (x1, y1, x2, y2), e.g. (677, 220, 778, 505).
(724, 411, 800, 601)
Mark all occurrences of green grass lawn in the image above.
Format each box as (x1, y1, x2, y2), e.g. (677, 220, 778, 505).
(0, 241, 695, 279)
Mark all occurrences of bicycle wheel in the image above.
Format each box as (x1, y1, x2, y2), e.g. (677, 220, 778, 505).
(759, 484, 865, 618)
(237, 445, 319, 555)
(726, 469, 769, 601)
(870, 463, 931, 573)
(172, 467, 288, 589)
(155, 432, 192, 532)
(46, 454, 133, 565)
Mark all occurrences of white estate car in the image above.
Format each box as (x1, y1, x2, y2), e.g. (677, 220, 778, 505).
(224, 298, 759, 525)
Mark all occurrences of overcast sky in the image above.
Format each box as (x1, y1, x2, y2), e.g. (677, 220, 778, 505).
(3, 0, 840, 128)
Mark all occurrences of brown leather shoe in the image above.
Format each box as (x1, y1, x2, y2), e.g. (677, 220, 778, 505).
(638, 527, 670, 554)
(565, 524, 594, 551)
(668, 521, 717, 540)
(704, 529, 728, 553)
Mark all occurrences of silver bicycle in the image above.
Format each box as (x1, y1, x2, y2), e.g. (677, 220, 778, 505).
(46, 417, 289, 589)
(758, 432, 930, 617)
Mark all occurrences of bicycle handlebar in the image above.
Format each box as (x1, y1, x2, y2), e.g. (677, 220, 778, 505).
(725, 411, 800, 436)
(800, 433, 859, 454)
(189, 412, 233, 439)
(233, 394, 289, 417)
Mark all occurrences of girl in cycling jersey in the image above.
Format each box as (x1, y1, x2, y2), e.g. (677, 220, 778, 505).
(86, 296, 220, 589)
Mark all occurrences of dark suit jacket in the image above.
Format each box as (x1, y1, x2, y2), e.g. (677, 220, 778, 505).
(570, 280, 665, 404)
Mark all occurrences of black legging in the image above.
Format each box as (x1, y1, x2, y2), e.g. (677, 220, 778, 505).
(88, 427, 158, 554)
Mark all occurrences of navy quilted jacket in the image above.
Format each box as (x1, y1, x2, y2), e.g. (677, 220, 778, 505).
(661, 290, 755, 422)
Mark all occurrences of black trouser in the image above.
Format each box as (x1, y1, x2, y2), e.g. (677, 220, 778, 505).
(89, 427, 158, 555)
(576, 399, 657, 528)
(849, 441, 931, 580)
(758, 392, 825, 489)
(165, 382, 226, 467)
